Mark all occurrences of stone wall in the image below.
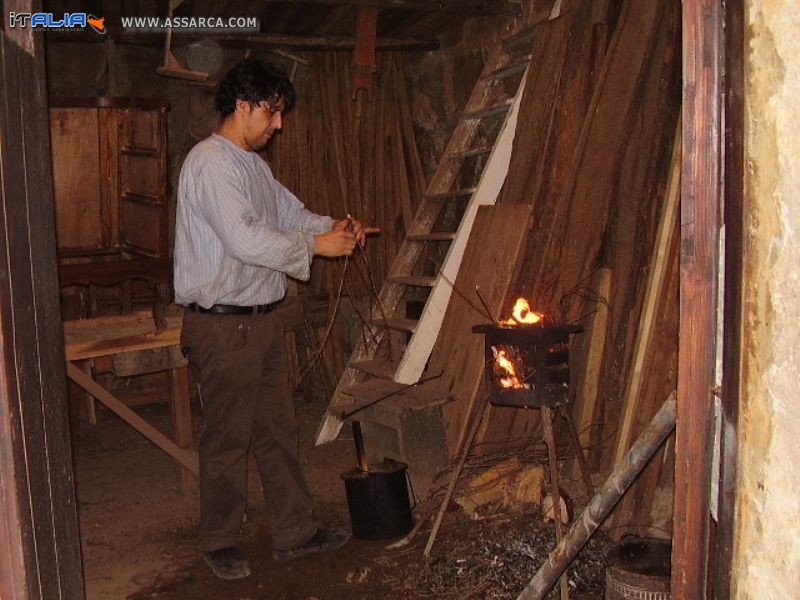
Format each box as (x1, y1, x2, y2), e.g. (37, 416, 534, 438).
(733, 0, 800, 596)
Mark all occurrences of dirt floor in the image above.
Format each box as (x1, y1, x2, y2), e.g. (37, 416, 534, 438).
(72, 391, 610, 599)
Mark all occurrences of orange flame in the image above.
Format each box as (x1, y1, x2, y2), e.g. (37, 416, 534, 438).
(499, 297, 542, 326)
(494, 348, 526, 389)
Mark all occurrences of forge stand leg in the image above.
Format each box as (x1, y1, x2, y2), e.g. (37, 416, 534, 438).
(541, 405, 569, 600)
(559, 404, 595, 498)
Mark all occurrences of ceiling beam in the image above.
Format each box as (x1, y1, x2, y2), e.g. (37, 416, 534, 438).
(261, 0, 522, 17)
(45, 30, 439, 50)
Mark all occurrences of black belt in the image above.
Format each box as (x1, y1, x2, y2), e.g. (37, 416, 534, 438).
(187, 301, 281, 315)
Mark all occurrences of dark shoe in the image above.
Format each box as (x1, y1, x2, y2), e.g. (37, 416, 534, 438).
(272, 528, 351, 561)
(203, 546, 251, 579)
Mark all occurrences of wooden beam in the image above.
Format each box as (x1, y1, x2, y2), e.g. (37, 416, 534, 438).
(715, 0, 744, 596)
(45, 31, 439, 50)
(674, 0, 723, 596)
(261, 0, 522, 16)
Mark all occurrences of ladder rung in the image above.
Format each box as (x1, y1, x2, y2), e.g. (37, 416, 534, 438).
(463, 99, 513, 121)
(449, 146, 493, 160)
(407, 232, 457, 242)
(427, 187, 477, 201)
(371, 318, 417, 333)
(503, 28, 537, 53)
(484, 56, 530, 81)
(120, 191, 160, 205)
(350, 358, 397, 380)
(120, 145, 160, 158)
(388, 275, 436, 287)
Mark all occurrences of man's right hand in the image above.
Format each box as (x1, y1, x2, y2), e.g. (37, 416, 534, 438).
(314, 230, 357, 257)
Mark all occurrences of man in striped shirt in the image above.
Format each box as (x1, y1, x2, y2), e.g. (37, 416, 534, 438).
(175, 59, 377, 580)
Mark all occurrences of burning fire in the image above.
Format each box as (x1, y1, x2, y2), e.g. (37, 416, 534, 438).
(493, 348, 527, 389)
(492, 297, 542, 389)
(499, 297, 542, 326)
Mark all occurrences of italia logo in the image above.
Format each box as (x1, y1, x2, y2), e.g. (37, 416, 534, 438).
(7, 12, 107, 34)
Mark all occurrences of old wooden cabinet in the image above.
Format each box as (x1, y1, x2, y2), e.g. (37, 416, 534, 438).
(49, 97, 171, 320)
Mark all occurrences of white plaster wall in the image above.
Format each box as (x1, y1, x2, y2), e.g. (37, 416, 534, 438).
(734, 0, 800, 597)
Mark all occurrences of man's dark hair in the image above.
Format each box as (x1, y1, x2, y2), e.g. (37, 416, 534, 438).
(215, 59, 296, 118)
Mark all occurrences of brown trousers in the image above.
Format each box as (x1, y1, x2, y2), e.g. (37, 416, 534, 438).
(181, 309, 316, 552)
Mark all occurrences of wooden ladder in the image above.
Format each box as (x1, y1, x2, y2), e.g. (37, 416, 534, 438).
(315, 32, 533, 446)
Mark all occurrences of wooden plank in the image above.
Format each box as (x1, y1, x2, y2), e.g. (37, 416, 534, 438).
(98, 107, 118, 248)
(568, 267, 612, 478)
(112, 346, 187, 377)
(66, 363, 199, 477)
(49, 107, 104, 251)
(613, 119, 681, 467)
(394, 68, 529, 385)
(335, 386, 452, 421)
(351, 358, 398, 380)
(63, 309, 182, 361)
(47, 31, 441, 51)
(612, 237, 679, 537)
(420, 205, 532, 454)
(261, 0, 522, 15)
(674, 0, 723, 594)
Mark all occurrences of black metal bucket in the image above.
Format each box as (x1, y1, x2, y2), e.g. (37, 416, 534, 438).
(341, 459, 414, 540)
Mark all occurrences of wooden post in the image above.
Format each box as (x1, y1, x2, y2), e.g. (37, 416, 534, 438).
(0, 16, 85, 597)
(541, 405, 569, 600)
(674, 0, 723, 596)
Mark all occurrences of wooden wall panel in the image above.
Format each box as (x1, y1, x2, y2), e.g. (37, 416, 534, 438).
(495, 0, 681, 485)
(50, 107, 104, 251)
(268, 51, 425, 299)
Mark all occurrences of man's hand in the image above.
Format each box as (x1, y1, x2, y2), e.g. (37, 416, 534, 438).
(314, 229, 357, 257)
(333, 216, 381, 247)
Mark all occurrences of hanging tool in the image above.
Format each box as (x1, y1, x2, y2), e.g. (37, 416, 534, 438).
(157, 0, 209, 82)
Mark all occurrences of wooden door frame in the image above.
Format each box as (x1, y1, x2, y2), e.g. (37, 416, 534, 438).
(0, 6, 85, 598)
(674, 0, 743, 597)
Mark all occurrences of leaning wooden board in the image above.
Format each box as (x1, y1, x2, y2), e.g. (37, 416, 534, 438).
(417, 204, 532, 455)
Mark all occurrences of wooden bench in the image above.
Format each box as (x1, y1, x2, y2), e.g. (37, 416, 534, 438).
(63, 307, 197, 478)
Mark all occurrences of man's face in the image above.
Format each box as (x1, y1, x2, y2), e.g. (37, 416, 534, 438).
(239, 97, 286, 151)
